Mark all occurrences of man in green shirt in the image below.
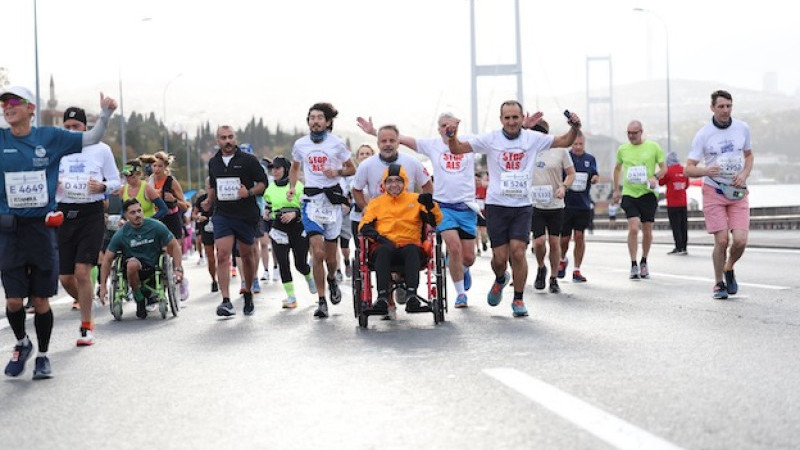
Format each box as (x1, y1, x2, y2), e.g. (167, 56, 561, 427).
(612, 120, 666, 280)
(99, 198, 183, 319)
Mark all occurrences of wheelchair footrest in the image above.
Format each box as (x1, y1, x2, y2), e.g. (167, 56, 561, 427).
(362, 308, 390, 317)
(405, 304, 432, 314)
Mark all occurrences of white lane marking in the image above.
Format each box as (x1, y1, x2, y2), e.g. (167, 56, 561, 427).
(485, 368, 686, 450)
(607, 269, 791, 290)
(0, 294, 73, 332)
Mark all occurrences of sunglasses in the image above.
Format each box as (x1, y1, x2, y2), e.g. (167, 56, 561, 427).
(1, 97, 29, 108)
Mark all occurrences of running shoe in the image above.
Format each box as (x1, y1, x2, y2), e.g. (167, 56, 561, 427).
(395, 289, 407, 305)
(239, 281, 247, 295)
(252, 279, 261, 294)
(724, 270, 738, 295)
(335, 269, 343, 284)
(487, 272, 510, 306)
(534, 266, 547, 290)
(272, 268, 280, 282)
(283, 295, 297, 309)
(216, 299, 236, 317)
(640, 262, 650, 279)
(667, 248, 680, 255)
(713, 281, 729, 300)
(314, 300, 329, 318)
(345, 264, 353, 279)
(243, 292, 254, 316)
(511, 299, 528, 317)
(678, 250, 688, 255)
(260, 272, 268, 281)
(146, 293, 159, 312)
(482, 241, 488, 252)
(306, 276, 317, 294)
(76, 328, 95, 347)
(32, 356, 52, 380)
(383, 304, 397, 321)
(371, 298, 389, 315)
(329, 278, 342, 305)
(463, 268, 472, 291)
(4, 339, 33, 377)
(557, 258, 568, 279)
(572, 270, 587, 283)
(454, 293, 468, 308)
(211, 281, 219, 292)
(630, 264, 640, 280)
(136, 298, 147, 319)
(549, 277, 560, 294)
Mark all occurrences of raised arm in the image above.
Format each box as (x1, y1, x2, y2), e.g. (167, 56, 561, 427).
(82, 93, 118, 147)
(357, 116, 418, 151)
(443, 120, 473, 155)
(551, 111, 582, 148)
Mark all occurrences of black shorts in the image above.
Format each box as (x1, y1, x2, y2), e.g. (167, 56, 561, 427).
(201, 230, 215, 246)
(476, 214, 487, 227)
(57, 202, 106, 274)
(621, 193, 658, 223)
(123, 258, 156, 284)
(531, 207, 564, 239)
(0, 218, 59, 298)
(160, 212, 184, 241)
(560, 208, 591, 235)
(485, 204, 532, 247)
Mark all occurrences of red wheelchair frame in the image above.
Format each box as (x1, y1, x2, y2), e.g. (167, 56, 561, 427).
(352, 229, 447, 328)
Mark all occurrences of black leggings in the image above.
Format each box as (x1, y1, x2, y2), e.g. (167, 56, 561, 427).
(667, 207, 688, 251)
(273, 222, 311, 282)
(373, 244, 422, 296)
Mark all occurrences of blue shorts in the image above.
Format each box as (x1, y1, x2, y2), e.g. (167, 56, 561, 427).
(436, 207, 477, 239)
(301, 200, 343, 241)
(212, 214, 258, 245)
(0, 218, 59, 298)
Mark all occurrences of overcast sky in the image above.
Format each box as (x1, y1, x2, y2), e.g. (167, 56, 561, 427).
(4, 0, 798, 139)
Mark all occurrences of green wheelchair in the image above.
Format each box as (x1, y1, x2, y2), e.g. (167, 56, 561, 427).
(108, 251, 180, 320)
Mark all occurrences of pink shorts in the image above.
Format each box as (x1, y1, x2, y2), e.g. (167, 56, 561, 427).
(702, 184, 750, 233)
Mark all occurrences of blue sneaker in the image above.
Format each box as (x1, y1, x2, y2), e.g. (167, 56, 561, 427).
(5, 338, 34, 377)
(454, 293, 468, 308)
(32, 356, 52, 380)
(463, 268, 472, 291)
(557, 258, 568, 279)
(713, 282, 729, 300)
(306, 276, 317, 295)
(252, 279, 261, 294)
(487, 272, 510, 307)
(511, 299, 528, 317)
(724, 270, 738, 295)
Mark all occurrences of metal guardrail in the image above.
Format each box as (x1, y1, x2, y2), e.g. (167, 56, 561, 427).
(594, 206, 800, 230)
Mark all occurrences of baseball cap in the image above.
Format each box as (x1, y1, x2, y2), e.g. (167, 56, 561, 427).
(0, 86, 36, 105)
(63, 106, 87, 125)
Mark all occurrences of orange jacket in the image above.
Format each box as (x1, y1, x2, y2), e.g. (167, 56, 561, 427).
(359, 165, 443, 247)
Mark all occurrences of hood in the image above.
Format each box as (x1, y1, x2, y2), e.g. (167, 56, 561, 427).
(381, 163, 409, 194)
(666, 151, 680, 167)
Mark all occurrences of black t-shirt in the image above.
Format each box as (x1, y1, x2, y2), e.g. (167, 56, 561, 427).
(208, 149, 267, 221)
(195, 193, 213, 221)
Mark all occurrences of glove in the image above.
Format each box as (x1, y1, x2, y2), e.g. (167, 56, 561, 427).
(45, 211, 64, 227)
(360, 224, 379, 240)
(418, 193, 434, 211)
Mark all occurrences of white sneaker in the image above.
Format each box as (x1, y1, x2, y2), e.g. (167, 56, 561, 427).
(76, 328, 95, 347)
(272, 268, 280, 282)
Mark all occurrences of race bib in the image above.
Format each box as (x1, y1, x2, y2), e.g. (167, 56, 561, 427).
(500, 172, 529, 198)
(718, 155, 743, 179)
(5, 170, 48, 208)
(530, 185, 554, 205)
(672, 181, 686, 191)
(269, 228, 290, 245)
(62, 174, 92, 201)
(308, 200, 336, 224)
(216, 177, 241, 201)
(626, 165, 648, 185)
(204, 221, 214, 233)
(106, 214, 122, 231)
(570, 172, 588, 191)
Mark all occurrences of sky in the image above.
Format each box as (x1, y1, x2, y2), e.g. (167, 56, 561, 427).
(3, 0, 799, 142)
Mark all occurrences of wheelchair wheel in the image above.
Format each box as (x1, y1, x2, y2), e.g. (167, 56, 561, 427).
(352, 247, 363, 318)
(109, 255, 125, 321)
(434, 233, 447, 323)
(162, 254, 180, 318)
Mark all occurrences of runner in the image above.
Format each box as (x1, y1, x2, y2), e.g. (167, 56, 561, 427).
(288, 103, 356, 318)
(56, 106, 121, 346)
(558, 131, 599, 283)
(686, 89, 753, 299)
(203, 125, 267, 317)
(192, 178, 218, 292)
(612, 120, 666, 280)
(444, 100, 581, 317)
(1, 87, 117, 379)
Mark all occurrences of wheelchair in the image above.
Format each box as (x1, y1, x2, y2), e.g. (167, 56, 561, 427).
(352, 229, 447, 328)
(108, 251, 180, 320)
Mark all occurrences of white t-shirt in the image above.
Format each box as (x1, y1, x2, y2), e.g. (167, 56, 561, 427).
(469, 129, 554, 207)
(56, 142, 121, 204)
(291, 134, 351, 191)
(352, 152, 431, 199)
(416, 137, 475, 204)
(688, 119, 751, 187)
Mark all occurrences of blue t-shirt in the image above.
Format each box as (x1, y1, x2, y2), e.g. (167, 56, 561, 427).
(564, 151, 598, 210)
(0, 127, 83, 217)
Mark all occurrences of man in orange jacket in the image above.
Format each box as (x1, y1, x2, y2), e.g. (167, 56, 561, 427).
(359, 163, 443, 315)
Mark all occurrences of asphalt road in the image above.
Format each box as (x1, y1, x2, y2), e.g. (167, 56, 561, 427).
(1, 241, 799, 450)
